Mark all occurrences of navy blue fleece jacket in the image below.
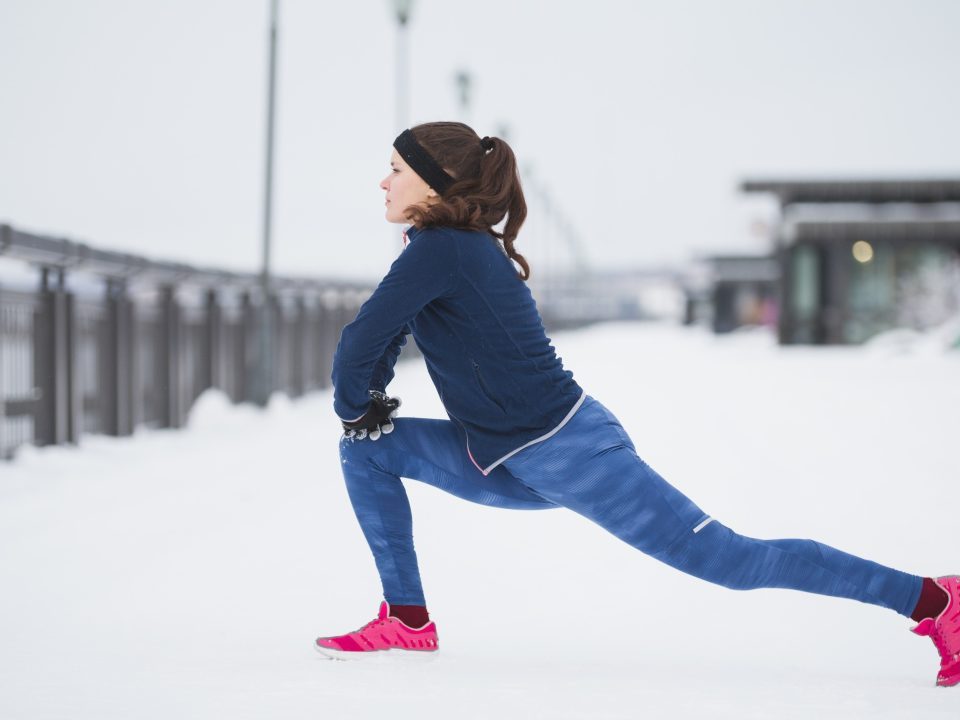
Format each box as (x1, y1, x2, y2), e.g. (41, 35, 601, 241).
(331, 225, 583, 474)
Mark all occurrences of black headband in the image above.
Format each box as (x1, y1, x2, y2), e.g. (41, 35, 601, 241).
(393, 129, 456, 194)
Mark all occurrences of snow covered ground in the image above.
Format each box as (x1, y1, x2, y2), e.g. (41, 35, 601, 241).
(1, 322, 958, 719)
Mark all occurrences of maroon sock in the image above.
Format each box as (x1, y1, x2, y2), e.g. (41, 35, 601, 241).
(910, 577, 948, 622)
(389, 604, 430, 628)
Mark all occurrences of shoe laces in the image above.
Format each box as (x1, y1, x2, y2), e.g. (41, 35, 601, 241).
(928, 626, 951, 661)
(917, 615, 960, 664)
(353, 617, 389, 636)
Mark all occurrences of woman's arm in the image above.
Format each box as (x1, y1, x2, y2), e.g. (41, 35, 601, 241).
(368, 325, 410, 394)
(331, 230, 459, 421)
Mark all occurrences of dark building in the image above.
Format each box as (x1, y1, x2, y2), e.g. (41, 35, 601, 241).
(683, 255, 779, 333)
(742, 179, 960, 345)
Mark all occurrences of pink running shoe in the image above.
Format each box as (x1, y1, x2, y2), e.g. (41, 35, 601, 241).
(315, 601, 439, 661)
(911, 575, 960, 687)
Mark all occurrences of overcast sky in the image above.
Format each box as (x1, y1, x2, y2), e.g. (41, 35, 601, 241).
(2, 0, 959, 282)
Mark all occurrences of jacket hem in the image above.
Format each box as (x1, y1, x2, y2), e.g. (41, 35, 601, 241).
(472, 391, 587, 476)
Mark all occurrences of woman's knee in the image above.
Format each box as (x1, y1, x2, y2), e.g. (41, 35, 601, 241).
(338, 433, 382, 471)
(339, 429, 378, 450)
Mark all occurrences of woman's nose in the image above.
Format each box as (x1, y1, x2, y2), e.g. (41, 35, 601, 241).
(380, 175, 390, 190)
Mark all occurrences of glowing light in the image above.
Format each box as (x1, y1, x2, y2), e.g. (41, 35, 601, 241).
(852, 240, 874, 263)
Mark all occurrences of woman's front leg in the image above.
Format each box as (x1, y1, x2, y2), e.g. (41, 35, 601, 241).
(338, 417, 556, 606)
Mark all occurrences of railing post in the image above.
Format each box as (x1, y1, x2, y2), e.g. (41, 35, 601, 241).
(103, 278, 134, 436)
(203, 288, 220, 392)
(270, 293, 283, 396)
(291, 296, 307, 397)
(120, 281, 134, 434)
(64, 289, 80, 444)
(33, 267, 72, 446)
(33, 268, 52, 445)
(240, 291, 255, 403)
(157, 285, 182, 428)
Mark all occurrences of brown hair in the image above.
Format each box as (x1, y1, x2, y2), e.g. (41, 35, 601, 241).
(403, 122, 530, 280)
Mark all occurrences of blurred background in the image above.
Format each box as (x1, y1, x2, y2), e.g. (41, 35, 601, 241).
(1, 0, 959, 458)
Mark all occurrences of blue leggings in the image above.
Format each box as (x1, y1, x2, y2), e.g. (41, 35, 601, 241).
(338, 395, 922, 616)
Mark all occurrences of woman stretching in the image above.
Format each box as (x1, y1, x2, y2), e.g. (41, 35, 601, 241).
(313, 121, 958, 687)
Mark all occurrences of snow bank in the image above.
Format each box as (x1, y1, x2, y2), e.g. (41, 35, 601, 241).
(1, 323, 958, 719)
(865, 316, 960, 356)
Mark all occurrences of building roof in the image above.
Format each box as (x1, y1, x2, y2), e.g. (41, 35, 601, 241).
(704, 255, 780, 282)
(791, 220, 960, 244)
(742, 179, 960, 205)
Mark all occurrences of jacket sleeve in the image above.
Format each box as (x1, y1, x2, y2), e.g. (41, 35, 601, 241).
(332, 231, 458, 421)
(368, 325, 410, 393)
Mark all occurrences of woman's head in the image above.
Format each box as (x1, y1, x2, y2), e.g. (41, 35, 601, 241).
(379, 121, 530, 280)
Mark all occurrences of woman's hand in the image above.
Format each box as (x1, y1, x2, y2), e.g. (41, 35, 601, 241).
(342, 390, 401, 441)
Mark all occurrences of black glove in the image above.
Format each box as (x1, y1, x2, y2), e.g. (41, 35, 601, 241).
(342, 390, 401, 441)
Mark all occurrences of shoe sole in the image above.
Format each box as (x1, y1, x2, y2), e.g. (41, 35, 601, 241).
(314, 643, 439, 662)
(937, 672, 960, 688)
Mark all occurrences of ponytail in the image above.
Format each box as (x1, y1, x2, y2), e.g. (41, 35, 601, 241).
(477, 136, 530, 280)
(402, 122, 531, 280)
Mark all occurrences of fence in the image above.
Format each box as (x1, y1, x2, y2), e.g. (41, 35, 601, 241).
(0, 224, 373, 460)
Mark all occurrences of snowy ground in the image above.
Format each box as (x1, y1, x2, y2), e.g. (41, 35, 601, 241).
(1, 323, 958, 720)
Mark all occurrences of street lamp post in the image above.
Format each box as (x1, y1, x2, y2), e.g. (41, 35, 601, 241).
(454, 69, 472, 123)
(256, 0, 280, 407)
(392, 0, 414, 131)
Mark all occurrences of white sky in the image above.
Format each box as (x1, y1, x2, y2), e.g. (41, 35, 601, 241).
(2, 0, 959, 282)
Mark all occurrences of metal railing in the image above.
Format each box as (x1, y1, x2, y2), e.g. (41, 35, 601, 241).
(0, 224, 373, 460)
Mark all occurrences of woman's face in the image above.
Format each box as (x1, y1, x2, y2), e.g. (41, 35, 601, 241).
(380, 149, 435, 224)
